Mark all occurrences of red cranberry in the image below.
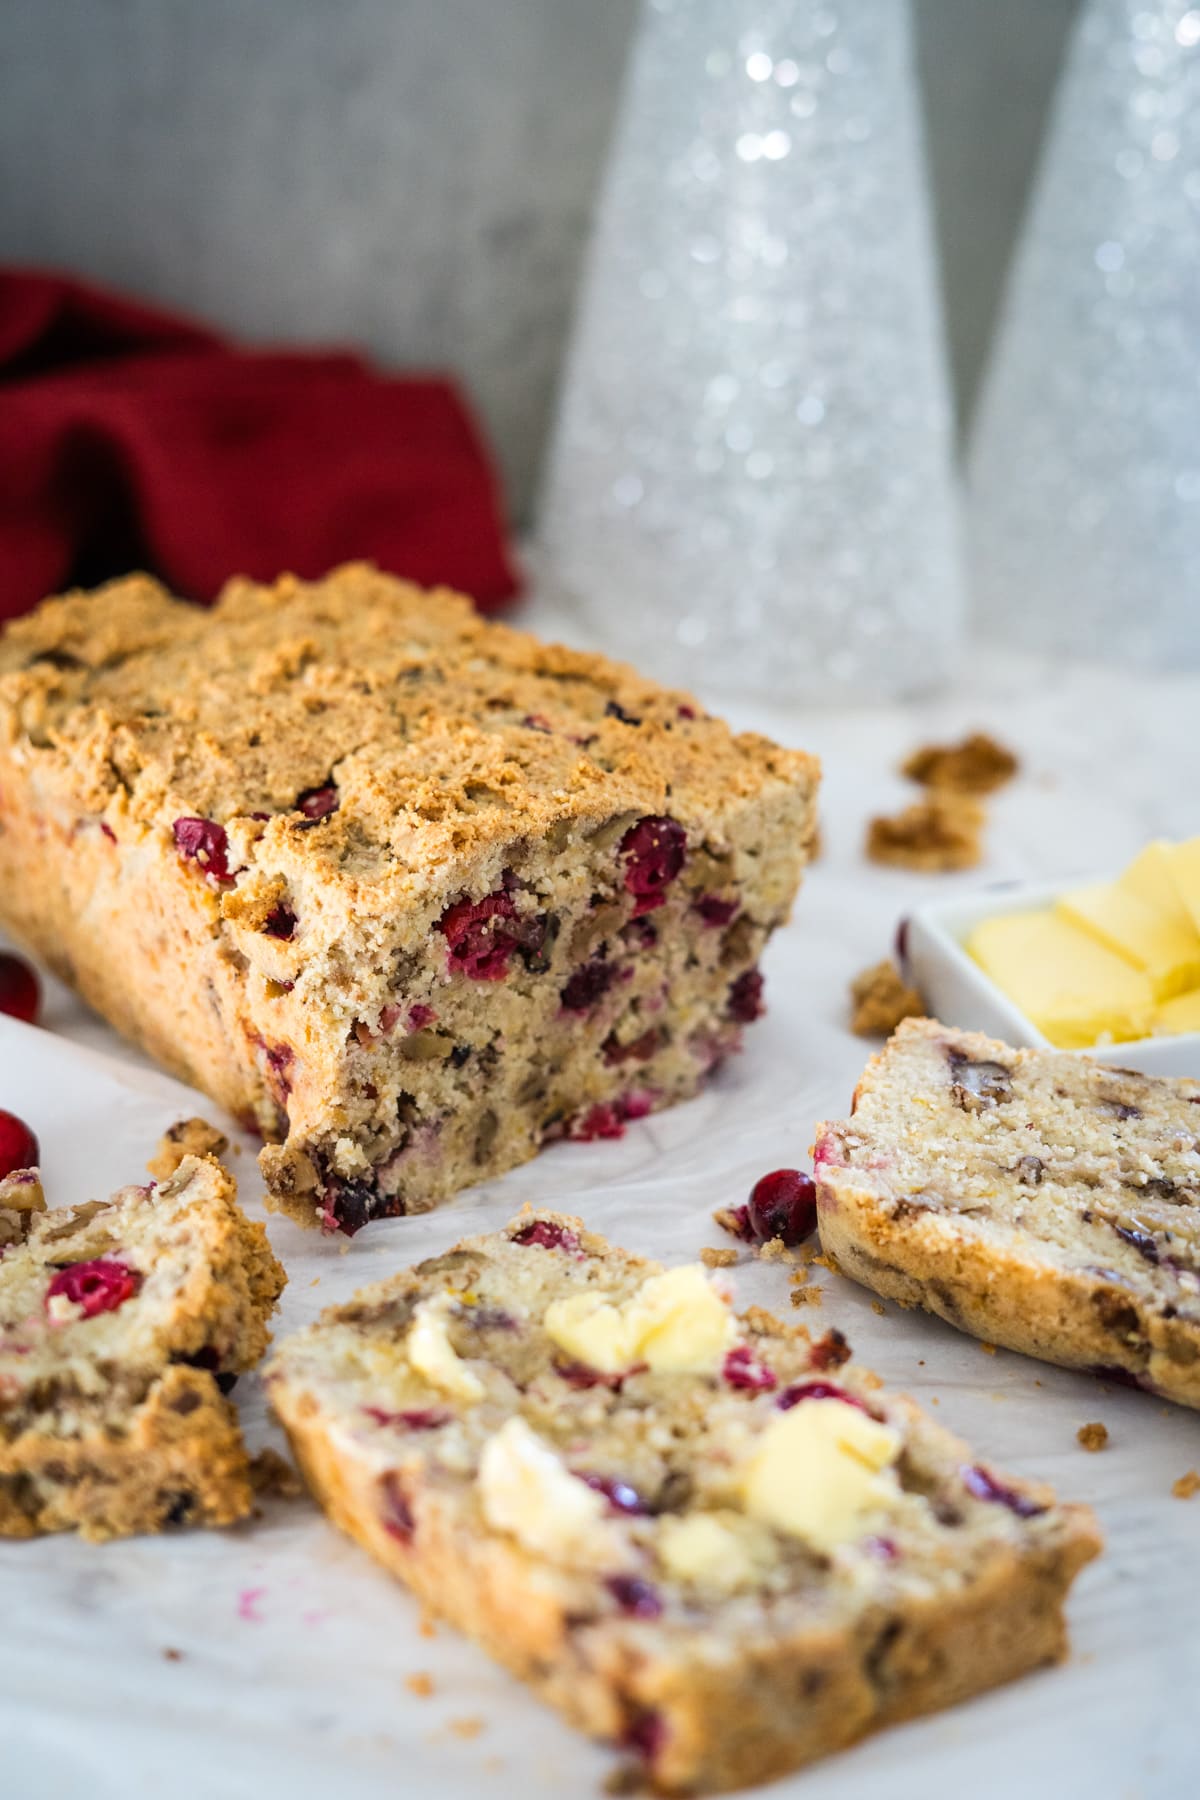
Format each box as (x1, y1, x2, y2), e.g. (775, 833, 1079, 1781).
(438, 890, 521, 980)
(172, 817, 234, 885)
(620, 817, 687, 915)
(809, 1328, 852, 1371)
(606, 1575, 663, 1618)
(777, 1379, 868, 1413)
(694, 895, 738, 928)
(961, 1465, 1046, 1518)
(0, 1109, 38, 1178)
(362, 1406, 450, 1430)
(45, 1258, 141, 1319)
(263, 905, 296, 940)
(406, 1004, 436, 1030)
(602, 1028, 660, 1066)
(512, 1219, 581, 1253)
(677, 704, 697, 720)
(744, 1169, 818, 1247)
(560, 958, 617, 1013)
(620, 1709, 667, 1763)
(569, 1102, 626, 1142)
(727, 967, 765, 1023)
(723, 1345, 777, 1391)
(580, 1473, 652, 1516)
(296, 784, 338, 820)
(522, 713, 553, 733)
(555, 1360, 639, 1390)
(380, 1472, 416, 1541)
(0, 952, 40, 1025)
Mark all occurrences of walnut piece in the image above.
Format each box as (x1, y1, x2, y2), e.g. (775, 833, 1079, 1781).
(148, 1117, 230, 1181)
(849, 959, 926, 1037)
(900, 731, 1019, 795)
(865, 794, 984, 873)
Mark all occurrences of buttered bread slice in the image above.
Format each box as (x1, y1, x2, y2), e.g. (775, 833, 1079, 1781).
(266, 1211, 1099, 1794)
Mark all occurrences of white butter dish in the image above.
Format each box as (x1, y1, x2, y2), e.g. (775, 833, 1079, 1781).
(903, 879, 1200, 1078)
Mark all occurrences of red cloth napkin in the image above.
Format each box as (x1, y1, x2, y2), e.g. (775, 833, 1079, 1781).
(0, 269, 519, 618)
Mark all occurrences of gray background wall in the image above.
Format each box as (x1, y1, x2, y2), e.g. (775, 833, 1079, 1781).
(1, 0, 1080, 522)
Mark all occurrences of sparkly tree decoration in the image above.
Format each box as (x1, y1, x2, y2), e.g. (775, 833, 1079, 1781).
(969, 0, 1200, 667)
(537, 0, 963, 699)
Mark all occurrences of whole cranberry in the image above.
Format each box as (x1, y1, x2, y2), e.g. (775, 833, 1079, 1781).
(45, 1258, 141, 1319)
(745, 1168, 817, 1246)
(0, 1109, 38, 1178)
(0, 952, 40, 1025)
(620, 817, 687, 915)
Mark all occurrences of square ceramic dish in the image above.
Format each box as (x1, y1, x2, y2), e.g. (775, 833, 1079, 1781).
(903, 878, 1200, 1079)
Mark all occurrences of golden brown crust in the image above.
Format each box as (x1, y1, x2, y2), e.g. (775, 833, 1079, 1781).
(147, 1116, 230, 1181)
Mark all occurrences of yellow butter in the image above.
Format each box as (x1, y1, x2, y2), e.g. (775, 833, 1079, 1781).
(406, 1296, 484, 1402)
(740, 1399, 900, 1552)
(479, 1418, 614, 1565)
(1168, 837, 1200, 935)
(543, 1265, 735, 1376)
(1057, 880, 1200, 1002)
(967, 910, 1154, 1047)
(1118, 840, 1197, 933)
(1153, 987, 1200, 1036)
(656, 1513, 764, 1592)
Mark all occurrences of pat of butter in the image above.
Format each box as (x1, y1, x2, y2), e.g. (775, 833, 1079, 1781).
(1154, 987, 1200, 1036)
(1057, 881, 1200, 1002)
(967, 910, 1154, 1048)
(407, 1296, 484, 1402)
(479, 1418, 614, 1565)
(1118, 839, 1197, 933)
(656, 1513, 764, 1592)
(1168, 838, 1200, 935)
(740, 1399, 901, 1552)
(543, 1265, 735, 1376)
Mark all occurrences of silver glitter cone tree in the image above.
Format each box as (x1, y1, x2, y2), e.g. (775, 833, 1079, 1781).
(969, 0, 1200, 667)
(538, 0, 963, 700)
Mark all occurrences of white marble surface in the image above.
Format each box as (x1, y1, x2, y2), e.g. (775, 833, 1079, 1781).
(3, 633, 1199, 1800)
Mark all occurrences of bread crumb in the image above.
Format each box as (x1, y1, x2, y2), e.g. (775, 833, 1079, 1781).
(406, 1672, 435, 1698)
(866, 794, 984, 873)
(901, 731, 1019, 796)
(810, 1250, 842, 1277)
(249, 1447, 305, 1500)
(790, 1285, 822, 1308)
(870, 1300, 886, 1317)
(713, 1205, 750, 1242)
(700, 1246, 738, 1268)
(419, 1610, 438, 1638)
(448, 1716, 485, 1740)
(980, 1342, 997, 1356)
(163, 1647, 183, 1662)
(1172, 1469, 1200, 1500)
(849, 959, 926, 1037)
(147, 1117, 230, 1180)
(930, 1396, 940, 1406)
(1077, 1422, 1109, 1453)
(790, 1265, 809, 1287)
(759, 1236, 794, 1263)
(310, 1276, 321, 1287)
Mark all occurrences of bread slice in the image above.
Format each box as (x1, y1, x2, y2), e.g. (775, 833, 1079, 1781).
(0, 1152, 286, 1539)
(815, 1018, 1200, 1406)
(266, 1210, 1099, 1794)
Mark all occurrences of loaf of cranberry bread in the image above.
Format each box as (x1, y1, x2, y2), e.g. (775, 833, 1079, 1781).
(815, 1018, 1200, 1406)
(0, 565, 817, 1234)
(0, 1151, 285, 1539)
(266, 1210, 1099, 1793)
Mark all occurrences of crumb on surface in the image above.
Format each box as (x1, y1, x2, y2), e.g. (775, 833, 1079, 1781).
(448, 1716, 486, 1740)
(1173, 1469, 1200, 1500)
(900, 731, 1019, 796)
(249, 1447, 306, 1500)
(980, 1342, 997, 1356)
(790, 1285, 822, 1308)
(700, 1246, 738, 1268)
(870, 1300, 886, 1317)
(147, 1116, 230, 1181)
(1077, 1423, 1109, 1453)
(849, 959, 926, 1038)
(810, 1250, 842, 1276)
(865, 794, 985, 873)
(759, 1236, 794, 1263)
(419, 1611, 438, 1638)
(406, 1672, 435, 1698)
(163, 1647, 183, 1662)
(713, 1205, 750, 1242)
